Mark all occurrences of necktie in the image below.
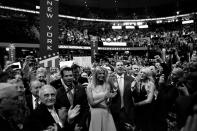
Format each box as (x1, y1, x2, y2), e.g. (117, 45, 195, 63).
(49, 109, 63, 128)
(68, 90, 74, 106)
(118, 76, 124, 108)
(35, 97, 39, 109)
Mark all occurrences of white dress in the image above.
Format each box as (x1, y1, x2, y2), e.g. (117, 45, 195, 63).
(89, 86, 117, 131)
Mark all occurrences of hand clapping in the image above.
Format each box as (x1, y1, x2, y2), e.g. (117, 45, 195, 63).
(67, 105, 80, 123)
(42, 123, 58, 131)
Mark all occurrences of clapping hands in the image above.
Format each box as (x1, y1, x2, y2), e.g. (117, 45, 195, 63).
(74, 123, 83, 131)
(105, 91, 117, 99)
(42, 123, 58, 131)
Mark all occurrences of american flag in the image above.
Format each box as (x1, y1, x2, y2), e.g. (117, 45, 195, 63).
(38, 52, 59, 68)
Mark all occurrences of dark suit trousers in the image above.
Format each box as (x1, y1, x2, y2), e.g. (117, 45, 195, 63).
(113, 108, 133, 131)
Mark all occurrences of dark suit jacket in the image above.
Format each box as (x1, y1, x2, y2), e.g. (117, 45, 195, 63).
(109, 73, 135, 124)
(153, 84, 179, 131)
(23, 104, 65, 131)
(54, 80, 90, 130)
(0, 116, 20, 131)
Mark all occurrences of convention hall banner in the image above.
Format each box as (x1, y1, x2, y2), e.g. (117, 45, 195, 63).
(73, 56, 92, 68)
(39, 0, 59, 67)
(9, 44, 16, 62)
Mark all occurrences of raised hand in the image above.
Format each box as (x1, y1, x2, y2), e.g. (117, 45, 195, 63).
(110, 92, 117, 98)
(105, 91, 117, 99)
(68, 105, 80, 123)
(131, 81, 136, 91)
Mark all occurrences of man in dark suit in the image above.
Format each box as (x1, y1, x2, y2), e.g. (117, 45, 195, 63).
(109, 60, 135, 131)
(53, 66, 89, 131)
(25, 80, 42, 113)
(71, 64, 89, 88)
(23, 84, 80, 131)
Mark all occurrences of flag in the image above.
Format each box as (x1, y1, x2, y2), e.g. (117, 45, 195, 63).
(39, 0, 59, 67)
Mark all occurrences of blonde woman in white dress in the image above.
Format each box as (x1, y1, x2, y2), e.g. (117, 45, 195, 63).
(86, 66, 117, 131)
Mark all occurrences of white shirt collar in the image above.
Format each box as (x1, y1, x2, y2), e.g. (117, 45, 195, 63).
(32, 95, 36, 101)
(47, 106, 56, 112)
(116, 74, 124, 79)
(32, 95, 40, 103)
(32, 95, 40, 109)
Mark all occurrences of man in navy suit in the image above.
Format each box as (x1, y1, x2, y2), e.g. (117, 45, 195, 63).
(53, 66, 89, 131)
(109, 60, 135, 131)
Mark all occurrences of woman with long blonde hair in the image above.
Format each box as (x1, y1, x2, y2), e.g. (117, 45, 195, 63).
(131, 67, 156, 131)
(86, 66, 117, 131)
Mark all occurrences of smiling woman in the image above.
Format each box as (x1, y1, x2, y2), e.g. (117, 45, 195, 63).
(86, 66, 117, 131)
(131, 67, 156, 131)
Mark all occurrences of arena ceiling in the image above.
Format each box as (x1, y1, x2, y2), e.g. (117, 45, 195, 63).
(63, 0, 176, 9)
(61, 0, 196, 17)
(1, 0, 195, 9)
(1, 0, 196, 17)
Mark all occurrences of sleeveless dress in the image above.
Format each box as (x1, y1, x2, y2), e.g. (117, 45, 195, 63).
(89, 86, 117, 131)
(132, 83, 154, 131)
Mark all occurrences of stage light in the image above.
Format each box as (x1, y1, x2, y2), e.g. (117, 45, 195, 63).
(137, 22, 143, 26)
(103, 42, 127, 46)
(156, 20, 162, 24)
(125, 25, 135, 29)
(138, 25, 148, 29)
(182, 20, 194, 24)
(6, 47, 9, 51)
(112, 25, 122, 29)
(36, 6, 40, 9)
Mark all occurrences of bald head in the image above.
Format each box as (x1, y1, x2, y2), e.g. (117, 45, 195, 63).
(39, 85, 56, 108)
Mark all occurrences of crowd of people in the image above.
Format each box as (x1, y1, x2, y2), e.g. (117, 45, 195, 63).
(1, 46, 197, 131)
(1, 5, 197, 131)
(1, 9, 197, 51)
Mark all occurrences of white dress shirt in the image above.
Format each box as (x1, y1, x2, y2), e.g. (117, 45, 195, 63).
(32, 95, 40, 110)
(117, 74, 124, 108)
